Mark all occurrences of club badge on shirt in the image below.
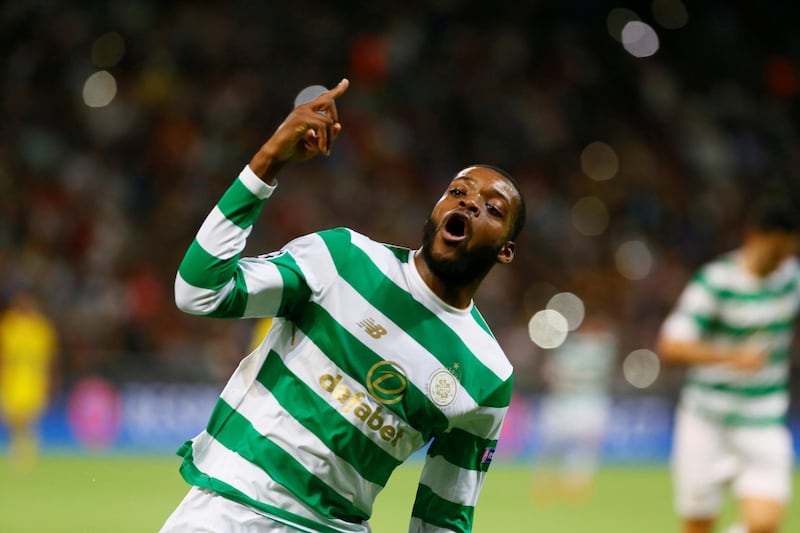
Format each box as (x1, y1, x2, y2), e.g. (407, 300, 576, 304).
(427, 368, 458, 407)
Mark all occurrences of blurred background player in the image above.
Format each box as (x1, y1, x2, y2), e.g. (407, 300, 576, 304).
(532, 313, 617, 501)
(0, 290, 58, 474)
(657, 193, 800, 533)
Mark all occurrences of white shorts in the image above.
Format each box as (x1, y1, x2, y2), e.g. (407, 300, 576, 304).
(671, 408, 794, 518)
(160, 486, 305, 532)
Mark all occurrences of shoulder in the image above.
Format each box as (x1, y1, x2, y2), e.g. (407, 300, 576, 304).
(692, 252, 738, 290)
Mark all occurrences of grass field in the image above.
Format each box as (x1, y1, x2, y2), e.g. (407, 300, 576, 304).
(1, 455, 798, 532)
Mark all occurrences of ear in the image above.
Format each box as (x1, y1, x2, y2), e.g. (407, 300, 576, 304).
(496, 241, 515, 264)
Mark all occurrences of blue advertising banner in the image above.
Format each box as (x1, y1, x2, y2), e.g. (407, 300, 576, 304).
(2, 380, 799, 462)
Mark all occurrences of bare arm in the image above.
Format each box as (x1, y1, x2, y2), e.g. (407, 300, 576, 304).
(656, 337, 766, 371)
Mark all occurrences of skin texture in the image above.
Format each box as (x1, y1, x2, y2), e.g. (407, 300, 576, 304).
(247, 81, 522, 310)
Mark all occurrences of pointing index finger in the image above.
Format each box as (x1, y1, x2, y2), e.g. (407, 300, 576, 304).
(327, 78, 349, 100)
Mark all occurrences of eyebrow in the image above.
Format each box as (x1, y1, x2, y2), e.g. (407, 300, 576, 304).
(452, 176, 513, 206)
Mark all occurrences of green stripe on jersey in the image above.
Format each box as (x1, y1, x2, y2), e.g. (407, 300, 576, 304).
(180, 240, 239, 290)
(382, 244, 411, 262)
(217, 178, 266, 229)
(687, 379, 787, 397)
(411, 483, 474, 532)
(470, 307, 494, 337)
(695, 408, 786, 426)
(690, 313, 794, 337)
(258, 349, 400, 486)
(295, 301, 448, 441)
(318, 230, 508, 408)
(177, 442, 342, 533)
(483, 377, 513, 408)
(266, 252, 312, 318)
(694, 271, 798, 301)
(427, 428, 498, 472)
(205, 399, 369, 522)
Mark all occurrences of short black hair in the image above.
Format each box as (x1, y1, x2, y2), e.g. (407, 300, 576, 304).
(473, 164, 527, 241)
(746, 195, 800, 233)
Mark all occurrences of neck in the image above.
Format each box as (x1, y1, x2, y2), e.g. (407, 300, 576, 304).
(413, 251, 483, 309)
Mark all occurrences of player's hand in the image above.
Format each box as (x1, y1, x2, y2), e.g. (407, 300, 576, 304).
(729, 346, 767, 371)
(250, 78, 349, 180)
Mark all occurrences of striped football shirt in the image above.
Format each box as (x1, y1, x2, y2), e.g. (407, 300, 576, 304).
(660, 251, 800, 425)
(173, 165, 513, 532)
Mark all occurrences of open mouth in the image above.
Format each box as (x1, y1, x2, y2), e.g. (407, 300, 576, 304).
(442, 213, 469, 242)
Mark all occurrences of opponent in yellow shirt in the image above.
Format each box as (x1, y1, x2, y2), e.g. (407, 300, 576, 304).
(0, 291, 58, 472)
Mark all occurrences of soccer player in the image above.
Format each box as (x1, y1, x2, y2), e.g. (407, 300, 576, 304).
(0, 290, 58, 473)
(532, 314, 617, 501)
(656, 195, 800, 533)
(160, 78, 527, 532)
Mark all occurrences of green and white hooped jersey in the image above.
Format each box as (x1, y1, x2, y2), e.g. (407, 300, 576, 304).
(660, 251, 800, 426)
(174, 165, 513, 533)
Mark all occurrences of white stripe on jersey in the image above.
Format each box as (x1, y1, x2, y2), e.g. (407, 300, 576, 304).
(682, 386, 789, 419)
(238, 258, 286, 317)
(196, 206, 254, 260)
(237, 165, 277, 199)
(419, 454, 484, 507)
(174, 273, 236, 315)
(190, 434, 367, 533)
(282, 232, 338, 296)
(721, 298, 798, 328)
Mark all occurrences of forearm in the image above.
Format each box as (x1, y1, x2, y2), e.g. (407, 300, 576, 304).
(656, 337, 733, 366)
(248, 144, 284, 185)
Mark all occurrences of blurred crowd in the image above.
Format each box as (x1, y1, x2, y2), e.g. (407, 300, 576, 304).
(2, 1, 799, 394)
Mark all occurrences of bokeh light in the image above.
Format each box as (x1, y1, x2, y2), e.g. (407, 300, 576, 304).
(572, 196, 610, 237)
(615, 239, 653, 280)
(652, 0, 689, 30)
(580, 141, 619, 181)
(622, 21, 660, 58)
(82, 70, 117, 108)
(623, 349, 661, 388)
(528, 309, 569, 349)
(607, 8, 640, 42)
(91, 32, 126, 68)
(546, 292, 585, 331)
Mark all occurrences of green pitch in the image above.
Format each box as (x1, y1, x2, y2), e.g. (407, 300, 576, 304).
(0, 455, 797, 532)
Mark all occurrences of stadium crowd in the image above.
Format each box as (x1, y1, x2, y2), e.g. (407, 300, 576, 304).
(1, 1, 798, 395)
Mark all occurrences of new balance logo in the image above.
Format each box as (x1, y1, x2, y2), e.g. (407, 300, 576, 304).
(358, 318, 388, 339)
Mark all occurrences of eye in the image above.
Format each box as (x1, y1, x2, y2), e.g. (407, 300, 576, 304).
(449, 188, 465, 197)
(487, 204, 503, 217)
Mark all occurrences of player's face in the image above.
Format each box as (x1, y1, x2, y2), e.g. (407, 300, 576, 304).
(421, 166, 518, 283)
(754, 230, 799, 274)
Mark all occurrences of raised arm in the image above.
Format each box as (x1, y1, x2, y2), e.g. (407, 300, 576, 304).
(174, 80, 349, 318)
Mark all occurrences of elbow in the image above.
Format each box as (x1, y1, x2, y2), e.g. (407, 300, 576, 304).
(175, 293, 200, 315)
(174, 275, 211, 315)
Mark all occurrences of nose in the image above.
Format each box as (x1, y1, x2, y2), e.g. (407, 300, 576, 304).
(459, 196, 480, 215)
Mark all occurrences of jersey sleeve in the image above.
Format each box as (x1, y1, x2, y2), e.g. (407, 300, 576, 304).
(660, 268, 720, 342)
(174, 165, 314, 319)
(408, 376, 512, 532)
